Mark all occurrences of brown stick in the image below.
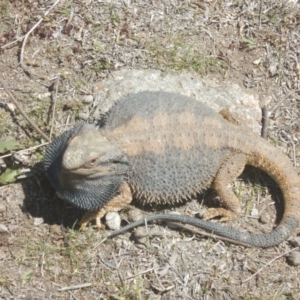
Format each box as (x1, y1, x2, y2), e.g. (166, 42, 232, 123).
(49, 76, 60, 141)
(58, 283, 92, 292)
(0, 77, 50, 142)
(261, 106, 269, 140)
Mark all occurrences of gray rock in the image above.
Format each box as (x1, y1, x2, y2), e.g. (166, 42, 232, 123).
(287, 251, 300, 266)
(93, 69, 261, 134)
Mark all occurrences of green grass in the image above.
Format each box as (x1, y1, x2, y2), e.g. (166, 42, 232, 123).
(0, 0, 9, 15)
(145, 33, 228, 76)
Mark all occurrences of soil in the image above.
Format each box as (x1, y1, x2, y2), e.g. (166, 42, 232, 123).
(0, 0, 300, 299)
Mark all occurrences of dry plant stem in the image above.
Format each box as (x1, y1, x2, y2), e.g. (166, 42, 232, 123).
(0, 77, 50, 142)
(58, 283, 92, 292)
(19, 0, 61, 66)
(125, 268, 155, 281)
(0, 142, 49, 159)
(0, 37, 23, 50)
(243, 247, 299, 283)
(49, 76, 60, 141)
(270, 89, 300, 114)
(93, 237, 108, 250)
(292, 142, 297, 167)
(99, 253, 118, 269)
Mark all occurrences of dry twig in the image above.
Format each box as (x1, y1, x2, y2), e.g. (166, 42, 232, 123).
(58, 283, 92, 292)
(49, 76, 60, 141)
(0, 37, 23, 50)
(270, 89, 300, 114)
(0, 77, 50, 142)
(19, 0, 61, 67)
(0, 142, 49, 160)
(125, 268, 155, 281)
(243, 247, 299, 283)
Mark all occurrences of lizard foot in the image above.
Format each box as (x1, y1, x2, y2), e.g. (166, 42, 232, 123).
(202, 207, 237, 222)
(79, 211, 105, 231)
(79, 182, 133, 231)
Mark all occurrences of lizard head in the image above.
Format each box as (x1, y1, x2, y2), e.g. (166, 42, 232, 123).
(44, 124, 129, 211)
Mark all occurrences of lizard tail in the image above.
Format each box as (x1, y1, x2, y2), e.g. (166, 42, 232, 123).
(108, 211, 298, 248)
(241, 146, 300, 247)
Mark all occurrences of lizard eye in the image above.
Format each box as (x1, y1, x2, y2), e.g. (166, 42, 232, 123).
(89, 158, 98, 166)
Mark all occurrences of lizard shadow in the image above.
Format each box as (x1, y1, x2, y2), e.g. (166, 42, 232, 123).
(239, 165, 284, 225)
(22, 163, 284, 230)
(21, 162, 86, 228)
(200, 165, 284, 226)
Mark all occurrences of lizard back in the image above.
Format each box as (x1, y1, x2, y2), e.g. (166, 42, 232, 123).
(103, 91, 231, 203)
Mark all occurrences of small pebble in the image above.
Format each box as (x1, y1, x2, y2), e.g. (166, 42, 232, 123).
(33, 217, 44, 226)
(6, 103, 16, 112)
(105, 212, 121, 230)
(0, 223, 9, 233)
(92, 82, 105, 93)
(78, 112, 89, 120)
(82, 95, 94, 104)
(198, 208, 208, 218)
(49, 224, 62, 235)
(121, 239, 132, 248)
(64, 97, 77, 109)
(259, 212, 271, 224)
(286, 251, 300, 266)
(289, 236, 300, 247)
(133, 226, 163, 240)
(250, 207, 259, 217)
(0, 203, 6, 213)
(127, 208, 144, 222)
(34, 92, 51, 100)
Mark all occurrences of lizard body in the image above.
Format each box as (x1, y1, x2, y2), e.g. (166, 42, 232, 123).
(44, 91, 300, 247)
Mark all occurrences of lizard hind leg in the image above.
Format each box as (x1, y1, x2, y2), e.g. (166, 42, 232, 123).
(202, 153, 247, 222)
(79, 182, 132, 230)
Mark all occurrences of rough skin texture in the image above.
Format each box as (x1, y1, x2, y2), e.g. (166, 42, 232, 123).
(44, 91, 300, 247)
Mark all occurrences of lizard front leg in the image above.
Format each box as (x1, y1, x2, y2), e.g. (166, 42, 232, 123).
(203, 153, 247, 222)
(79, 182, 132, 230)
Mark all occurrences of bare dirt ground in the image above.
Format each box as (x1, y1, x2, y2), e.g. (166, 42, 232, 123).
(1, 0, 300, 299)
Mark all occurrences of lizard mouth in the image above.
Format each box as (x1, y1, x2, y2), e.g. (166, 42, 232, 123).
(62, 165, 118, 177)
(62, 159, 130, 178)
